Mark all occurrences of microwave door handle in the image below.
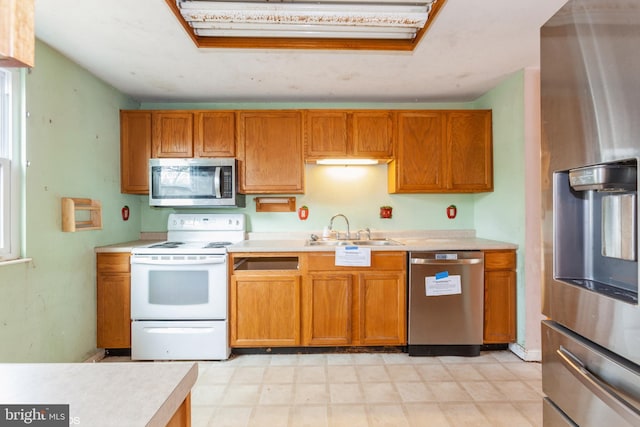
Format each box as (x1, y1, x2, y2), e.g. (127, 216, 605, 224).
(214, 166, 222, 198)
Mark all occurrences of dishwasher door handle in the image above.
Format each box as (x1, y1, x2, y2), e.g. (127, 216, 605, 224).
(410, 258, 483, 265)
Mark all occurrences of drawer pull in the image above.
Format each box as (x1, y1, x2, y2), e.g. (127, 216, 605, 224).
(557, 346, 640, 425)
(410, 258, 482, 265)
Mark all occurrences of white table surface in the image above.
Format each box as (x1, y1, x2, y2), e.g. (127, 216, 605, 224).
(0, 362, 198, 427)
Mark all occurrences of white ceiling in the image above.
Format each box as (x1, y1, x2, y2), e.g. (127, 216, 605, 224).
(33, 0, 568, 103)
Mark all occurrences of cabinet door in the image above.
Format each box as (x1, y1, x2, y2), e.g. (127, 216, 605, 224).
(358, 271, 406, 345)
(97, 273, 131, 349)
(305, 111, 349, 158)
(351, 111, 393, 159)
(447, 111, 493, 191)
(0, 0, 34, 67)
(303, 273, 354, 346)
(237, 111, 304, 193)
(194, 111, 235, 157)
(483, 250, 517, 344)
(484, 270, 516, 343)
(152, 112, 194, 158)
(230, 275, 301, 347)
(120, 111, 151, 194)
(96, 253, 131, 349)
(388, 111, 446, 193)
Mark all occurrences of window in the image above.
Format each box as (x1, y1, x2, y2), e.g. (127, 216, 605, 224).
(0, 68, 22, 261)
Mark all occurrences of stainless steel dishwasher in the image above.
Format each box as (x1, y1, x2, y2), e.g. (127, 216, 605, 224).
(408, 251, 484, 357)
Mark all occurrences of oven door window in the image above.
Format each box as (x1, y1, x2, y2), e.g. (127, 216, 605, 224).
(148, 270, 208, 305)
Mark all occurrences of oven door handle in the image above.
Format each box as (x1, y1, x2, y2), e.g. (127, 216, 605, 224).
(557, 346, 640, 425)
(144, 327, 217, 334)
(130, 257, 226, 266)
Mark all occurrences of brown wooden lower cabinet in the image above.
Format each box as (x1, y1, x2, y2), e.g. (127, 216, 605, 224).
(96, 249, 517, 351)
(302, 269, 407, 346)
(303, 272, 353, 346)
(96, 252, 131, 349)
(483, 250, 517, 344)
(304, 252, 406, 347)
(230, 273, 302, 347)
(229, 252, 406, 349)
(359, 271, 407, 345)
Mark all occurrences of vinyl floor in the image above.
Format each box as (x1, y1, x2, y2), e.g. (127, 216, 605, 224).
(188, 350, 542, 427)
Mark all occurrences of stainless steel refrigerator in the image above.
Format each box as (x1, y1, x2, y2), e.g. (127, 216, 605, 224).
(540, 0, 640, 425)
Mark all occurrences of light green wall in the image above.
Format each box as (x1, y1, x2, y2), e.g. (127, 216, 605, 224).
(473, 70, 528, 345)
(0, 41, 140, 362)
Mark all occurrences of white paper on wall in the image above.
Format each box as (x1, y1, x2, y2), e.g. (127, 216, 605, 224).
(425, 274, 462, 296)
(335, 246, 372, 267)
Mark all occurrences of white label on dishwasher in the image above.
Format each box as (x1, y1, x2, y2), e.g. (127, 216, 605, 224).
(425, 275, 462, 296)
(335, 246, 371, 267)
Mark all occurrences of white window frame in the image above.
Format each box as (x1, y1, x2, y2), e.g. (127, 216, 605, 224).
(0, 67, 23, 262)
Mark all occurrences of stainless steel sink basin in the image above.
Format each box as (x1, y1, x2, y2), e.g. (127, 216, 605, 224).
(306, 240, 351, 246)
(351, 239, 403, 246)
(305, 239, 403, 246)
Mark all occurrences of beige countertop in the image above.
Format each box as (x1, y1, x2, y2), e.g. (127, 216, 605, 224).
(228, 230, 517, 252)
(227, 237, 517, 252)
(95, 230, 517, 253)
(0, 362, 197, 427)
(95, 239, 162, 253)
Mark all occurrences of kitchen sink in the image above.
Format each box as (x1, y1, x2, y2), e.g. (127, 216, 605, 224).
(351, 239, 403, 246)
(306, 239, 403, 247)
(306, 240, 352, 246)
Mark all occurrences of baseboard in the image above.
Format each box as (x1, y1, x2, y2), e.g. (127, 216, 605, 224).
(84, 349, 106, 363)
(509, 342, 542, 362)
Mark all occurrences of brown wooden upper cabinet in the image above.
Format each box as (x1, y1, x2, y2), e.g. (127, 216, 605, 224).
(120, 110, 236, 194)
(0, 0, 35, 67)
(120, 111, 152, 195)
(304, 110, 393, 161)
(152, 111, 235, 158)
(388, 110, 493, 193)
(121, 108, 492, 195)
(194, 111, 236, 158)
(152, 111, 194, 158)
(237, 111, 305, 194)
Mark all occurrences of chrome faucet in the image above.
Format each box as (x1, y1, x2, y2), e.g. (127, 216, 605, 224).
(329, 214, 350, 240)
(356, 227, 371, 240)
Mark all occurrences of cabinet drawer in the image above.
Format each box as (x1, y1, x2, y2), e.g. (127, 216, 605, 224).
(97, 253, 131, 273)
(307, 252, 405, 271)
(484, 250, 516, 270)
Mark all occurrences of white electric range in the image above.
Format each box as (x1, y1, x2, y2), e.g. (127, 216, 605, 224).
(130, 213, 245, 360)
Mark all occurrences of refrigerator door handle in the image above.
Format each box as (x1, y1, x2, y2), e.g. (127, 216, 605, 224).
(557, 346, 640, 425)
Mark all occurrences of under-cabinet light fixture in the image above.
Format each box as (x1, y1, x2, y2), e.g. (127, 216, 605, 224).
(316, 159, 380, 165)
(174, 0, 435, 40)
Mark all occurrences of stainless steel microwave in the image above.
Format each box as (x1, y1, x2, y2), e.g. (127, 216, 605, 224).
(149, 158, 245, 207)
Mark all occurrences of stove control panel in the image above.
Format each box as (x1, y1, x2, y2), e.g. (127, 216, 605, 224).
(168, 214, 245, 232)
